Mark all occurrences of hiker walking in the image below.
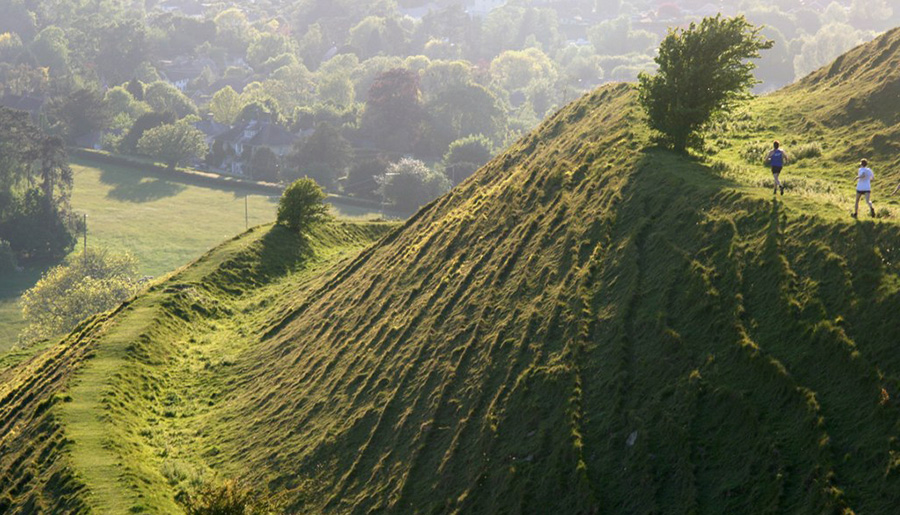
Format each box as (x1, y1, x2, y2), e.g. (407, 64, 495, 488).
(853, 158, 875, 218)
(764, 141, 788, 195)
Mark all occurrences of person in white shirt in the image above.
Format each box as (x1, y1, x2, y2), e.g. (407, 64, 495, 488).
(853, 158, 875, 218)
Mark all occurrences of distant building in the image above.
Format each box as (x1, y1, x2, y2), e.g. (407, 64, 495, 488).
(160, 57, 217, 92)
(213, 120, 299, 176)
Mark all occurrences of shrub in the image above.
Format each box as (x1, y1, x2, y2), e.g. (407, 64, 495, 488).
(277, 178, 330, 232)
(19, 248, 144, 344)
(377, 158, 451, 212)
(177, 480, 281, 515)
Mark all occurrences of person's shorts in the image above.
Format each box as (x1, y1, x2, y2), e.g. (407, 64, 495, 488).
(857, 190, 871, 194)
(772, 166, 783, 174)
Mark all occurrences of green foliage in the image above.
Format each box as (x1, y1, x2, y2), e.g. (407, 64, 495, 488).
(178, 480, 282, 515)
(30, 26, 69, 74)
(285, 122, 352, 188)
(247, 32, 294, 70)
(793, 22, 866, 80)
(105, 86, 151, 131)
(20, 248, 142, 343)
(136, 121, 207, 170)
(48, 88, 111, 143)
(121, 111, 177, 153)
(214, 7, 253, 54)
(442, 134, 493, 185)
(638, 15, 773, 151)
(490, 48, 557, 93)
(144, 81, 199, 119)
(345, 157, 388, 199)
(427, 83, 506, 144)
(588, 16, 658, 56)
(96, 19, 149, 85)
(0, 107, 75, 262)
(209, 86, 242, 125)
(361, 68, 423, 153)
(277, 178, 330, 232)
(377, 157, 450, 212)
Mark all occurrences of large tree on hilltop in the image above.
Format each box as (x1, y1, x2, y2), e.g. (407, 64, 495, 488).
(638, 15, 773, 151)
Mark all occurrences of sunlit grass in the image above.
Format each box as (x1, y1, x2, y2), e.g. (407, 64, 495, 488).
(0, 157, 383, 352)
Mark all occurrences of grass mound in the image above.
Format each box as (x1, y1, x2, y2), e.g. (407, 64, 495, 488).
(4, 29, 900, 513)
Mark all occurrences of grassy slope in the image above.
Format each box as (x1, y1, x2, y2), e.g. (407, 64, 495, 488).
(3, 29, 900, 513)
(0, 221, 394, 513)
(0, 156, 381, 353)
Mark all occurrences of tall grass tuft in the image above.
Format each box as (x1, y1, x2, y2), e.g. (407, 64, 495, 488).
(177, 480, 284, 515)
(740, 141, 822, 165)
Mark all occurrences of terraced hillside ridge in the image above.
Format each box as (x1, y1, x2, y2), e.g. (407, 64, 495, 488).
(4, 28, 900, 513)
(0, 222, 393, 513)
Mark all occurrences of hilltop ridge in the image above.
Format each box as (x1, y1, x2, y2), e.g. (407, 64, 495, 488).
(3, 29, 900, 513)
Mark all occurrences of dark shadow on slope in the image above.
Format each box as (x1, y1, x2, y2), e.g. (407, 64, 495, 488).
(204, 225, 315, 296)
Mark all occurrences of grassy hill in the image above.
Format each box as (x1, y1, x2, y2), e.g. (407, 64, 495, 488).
(0, 156, 382, 352)
(3, 29, 900, 513)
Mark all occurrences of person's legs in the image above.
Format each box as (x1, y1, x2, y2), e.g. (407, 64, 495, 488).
(854, 192, 862, 216)
(772, 172, 781, 193)
(866, 192, 874, 216)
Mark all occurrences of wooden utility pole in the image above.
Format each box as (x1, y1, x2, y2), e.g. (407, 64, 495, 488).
(83, 213, 87, 268)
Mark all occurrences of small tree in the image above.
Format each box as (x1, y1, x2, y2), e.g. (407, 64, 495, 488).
(638, 15, 772, 151)
(277, 178, 330, 232)
(20, 248, 143, 343)
(377, 158, 451, 212)
(443, 134, 493, 185)
(137, 121, 207, 170)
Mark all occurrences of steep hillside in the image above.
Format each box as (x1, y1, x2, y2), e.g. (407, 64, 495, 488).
(0, 222, 393, 513)
(711, 26, 900, 208)
(4, 30, 900, 514)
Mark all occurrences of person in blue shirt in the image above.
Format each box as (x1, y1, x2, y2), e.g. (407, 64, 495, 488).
(853, 158, 875, 218)
(764, 141, 788, 195)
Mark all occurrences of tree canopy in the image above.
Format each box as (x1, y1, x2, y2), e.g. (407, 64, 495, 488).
(638, 15, 773, 151)
(277, 177, 330, 232)
(0, 107, 75, 263)
(20, 248, 143, 343)
(136, 121, 207, 170)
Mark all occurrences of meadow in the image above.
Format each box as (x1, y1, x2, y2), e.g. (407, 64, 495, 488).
(0, 156, 381, 352)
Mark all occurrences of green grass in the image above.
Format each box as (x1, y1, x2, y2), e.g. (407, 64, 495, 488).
(0, 156, 384, 353)
(4, 29, 900, 514)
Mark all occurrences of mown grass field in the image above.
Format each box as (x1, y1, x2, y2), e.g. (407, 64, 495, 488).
(0, 156, 382, 352)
